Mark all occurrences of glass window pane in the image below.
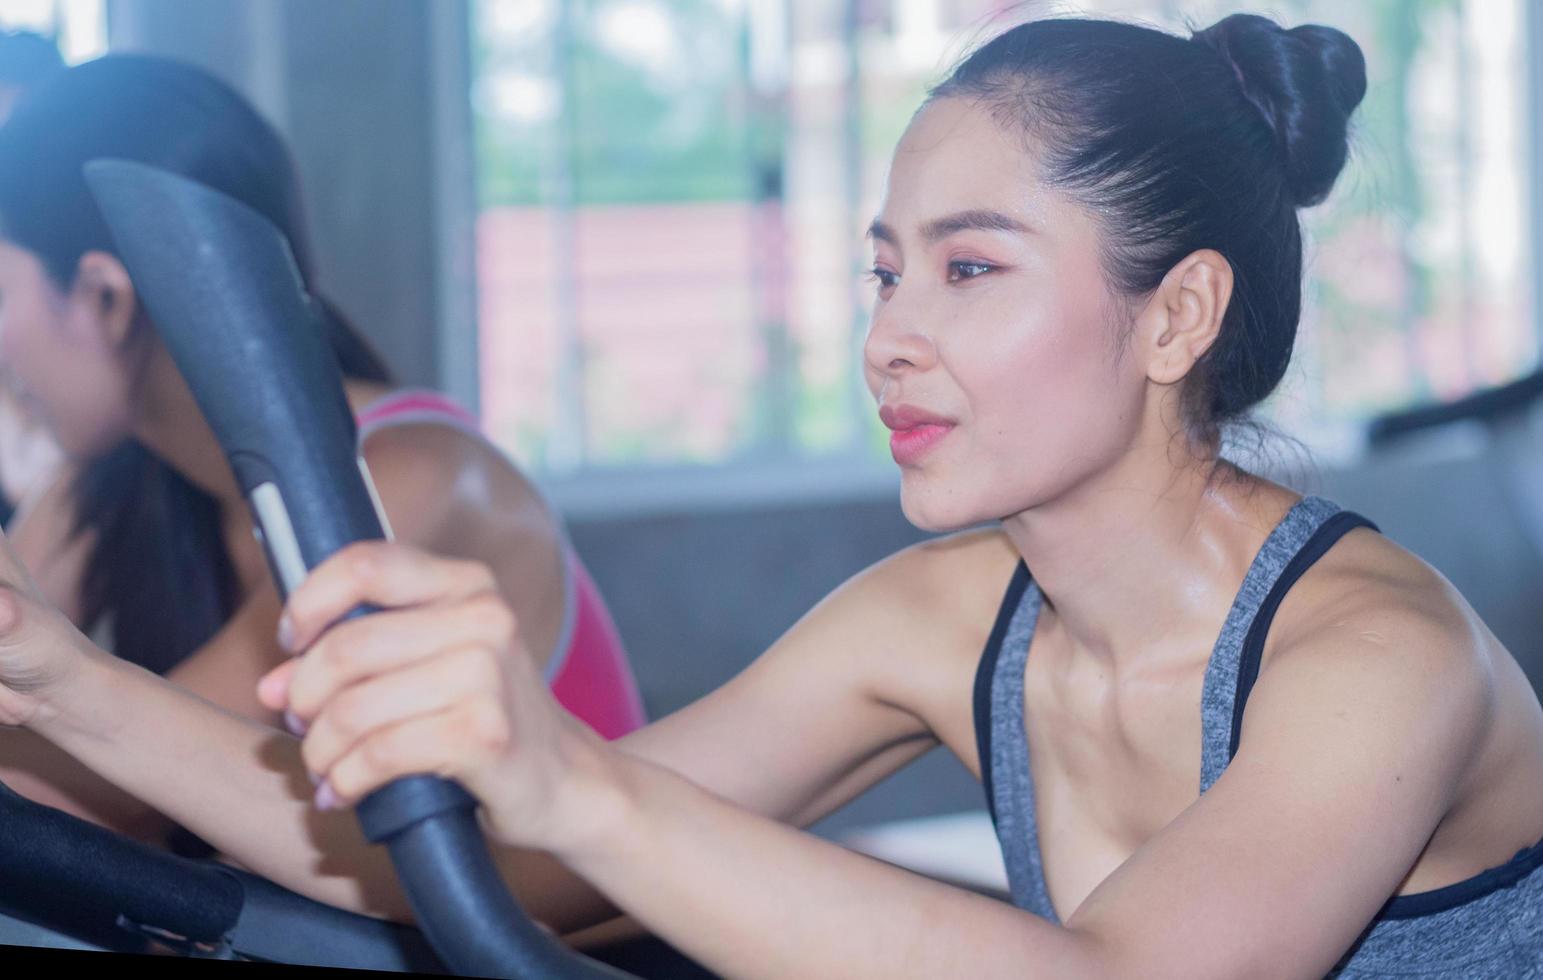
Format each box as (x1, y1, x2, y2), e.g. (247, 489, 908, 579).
(474, 0, 770, 471)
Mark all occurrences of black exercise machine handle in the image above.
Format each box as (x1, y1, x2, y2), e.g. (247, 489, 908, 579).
(0, 776, 451, 971)
(0, 777, 242, 950)
(83, 159, 635, 980)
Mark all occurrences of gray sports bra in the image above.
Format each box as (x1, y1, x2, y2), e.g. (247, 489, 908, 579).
(972, 496, 1543, 976)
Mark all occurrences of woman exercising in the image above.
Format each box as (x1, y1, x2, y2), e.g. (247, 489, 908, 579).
(1, 13, 1541, 977)
(0, 55, 643, 848)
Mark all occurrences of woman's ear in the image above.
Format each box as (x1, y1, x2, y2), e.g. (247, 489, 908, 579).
(67, 251, 140, 352)
(1132, 248, 1233, 386)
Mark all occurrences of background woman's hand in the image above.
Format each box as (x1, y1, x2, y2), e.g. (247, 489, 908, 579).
(257, 541, 622, 854)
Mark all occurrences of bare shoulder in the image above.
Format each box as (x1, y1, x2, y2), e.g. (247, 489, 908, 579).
(360, 420, 503, 497)
(359, 420, 572, 661)
(1254, 525, 1496, 760)
(359, 421, 554, 544)
(829, 525, 1018, 616)
(806, 525, 1023, 683)
(1272, 527, 1491, 669)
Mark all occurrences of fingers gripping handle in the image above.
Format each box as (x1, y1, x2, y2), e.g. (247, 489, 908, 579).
(246, 465, 486, 849)
(249, 469, 482, 846)
(223, 275, 635, 980)
(253, 483, 545, 977)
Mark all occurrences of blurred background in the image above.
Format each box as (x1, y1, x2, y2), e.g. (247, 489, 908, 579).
(3, 0, 1541, 837)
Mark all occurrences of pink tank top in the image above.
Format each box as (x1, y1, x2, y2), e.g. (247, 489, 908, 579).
(355, 389, 647, 740)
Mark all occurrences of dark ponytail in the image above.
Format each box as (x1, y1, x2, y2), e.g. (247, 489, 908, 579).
(0, 55, 393, 673)
(930, 14, 1366, 444)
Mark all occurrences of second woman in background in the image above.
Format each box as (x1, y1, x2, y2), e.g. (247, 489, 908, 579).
(0, 54, 646, 850)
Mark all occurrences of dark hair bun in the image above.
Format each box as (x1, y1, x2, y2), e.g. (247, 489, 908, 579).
(1192, 13, 1367, 207)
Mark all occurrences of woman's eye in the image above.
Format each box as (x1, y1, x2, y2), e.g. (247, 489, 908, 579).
(867, 267, 899, 291)
(948, 261, 994, 282)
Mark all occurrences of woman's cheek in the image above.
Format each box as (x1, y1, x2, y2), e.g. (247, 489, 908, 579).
(26, 343, 131, 458)
(0, 316, 51, 408)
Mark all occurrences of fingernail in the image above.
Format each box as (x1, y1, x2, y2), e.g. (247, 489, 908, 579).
(314, 780, 340, 811)
(277, 613, 296, 652)
(284, 709, 308, 737)
(307, 770, 322, 787)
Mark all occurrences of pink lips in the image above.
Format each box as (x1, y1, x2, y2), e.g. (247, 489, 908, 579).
(879, 404, 956, 466)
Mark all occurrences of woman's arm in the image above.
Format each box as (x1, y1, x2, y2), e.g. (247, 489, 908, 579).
(0, 428, 582, 906)
(568, 610, 1487, 979)
(282, 542, 1493, 980)
(0, 426, 566, 839)
(1, 523, 985, 933)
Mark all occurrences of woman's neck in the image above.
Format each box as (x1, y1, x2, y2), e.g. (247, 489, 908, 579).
(131, 353, 394, 517)
(130, 351, 246, 512)
(999, 445, 1297, 671)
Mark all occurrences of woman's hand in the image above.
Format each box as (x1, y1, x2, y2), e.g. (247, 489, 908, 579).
(0, 527, 94, 729)
(257, 541, 624, 855)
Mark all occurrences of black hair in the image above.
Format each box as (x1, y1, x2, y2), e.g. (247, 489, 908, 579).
(930, 14, 1367, 446)
(0, 54, 394, 675)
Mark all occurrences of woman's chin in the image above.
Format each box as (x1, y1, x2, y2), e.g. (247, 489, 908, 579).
(898, 484, 986, 534)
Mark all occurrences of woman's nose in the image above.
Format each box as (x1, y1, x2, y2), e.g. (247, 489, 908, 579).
(863, 298, 938, 379)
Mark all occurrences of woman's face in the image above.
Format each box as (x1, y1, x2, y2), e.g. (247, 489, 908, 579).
(0, 240, 137, 458)
(864, 97, 1151, 532)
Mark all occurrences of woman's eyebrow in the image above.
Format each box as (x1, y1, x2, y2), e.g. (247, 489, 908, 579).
(866, 219, 898, 246)
(920, 209, 1032, 242)
(866, 210, 1032, 247)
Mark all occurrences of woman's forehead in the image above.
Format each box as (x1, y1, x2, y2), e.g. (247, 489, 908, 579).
(877, 98, 1059, 241)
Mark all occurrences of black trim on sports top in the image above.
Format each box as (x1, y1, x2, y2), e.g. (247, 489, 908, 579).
(1226, 509, 1381, 759)
(1380, 837, 1543, 919)
(973, 560, 1031, 830)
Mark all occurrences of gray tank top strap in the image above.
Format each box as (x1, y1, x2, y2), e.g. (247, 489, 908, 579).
(1198, 495, 1345, 792)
